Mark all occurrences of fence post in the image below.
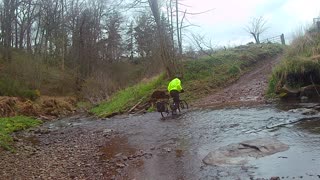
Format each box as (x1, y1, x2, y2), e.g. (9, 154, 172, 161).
(280, 34, 286, 45)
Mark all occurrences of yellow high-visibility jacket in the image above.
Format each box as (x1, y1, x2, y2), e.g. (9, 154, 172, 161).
(167, 78, 183, 92)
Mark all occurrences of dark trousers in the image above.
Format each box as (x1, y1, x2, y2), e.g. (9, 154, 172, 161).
(169, 90, 180, 108)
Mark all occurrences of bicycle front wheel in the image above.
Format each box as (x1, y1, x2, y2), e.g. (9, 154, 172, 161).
(179, 100, 189, 110)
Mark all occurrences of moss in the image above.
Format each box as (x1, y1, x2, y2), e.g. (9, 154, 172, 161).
(0, 116, 42, 151)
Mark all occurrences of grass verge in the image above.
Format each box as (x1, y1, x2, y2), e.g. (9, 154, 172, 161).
(91, 74, 166, 117)
(0, 116, 42, 151)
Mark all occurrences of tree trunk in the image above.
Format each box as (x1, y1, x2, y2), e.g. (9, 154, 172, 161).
(251, 33, 260, 44)
(148, 0, 177, 78)
(61, 0, 65, 71)
(175, 0, 182, 55)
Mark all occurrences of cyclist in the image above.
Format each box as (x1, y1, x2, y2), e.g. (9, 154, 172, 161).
(167, 75, 184, 114)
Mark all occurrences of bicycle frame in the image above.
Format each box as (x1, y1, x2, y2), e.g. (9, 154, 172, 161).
(157, 98, 188, 118)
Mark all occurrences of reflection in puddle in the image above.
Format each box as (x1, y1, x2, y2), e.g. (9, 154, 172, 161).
(100, 136, 136, 159)
(99, 136, 145, 178)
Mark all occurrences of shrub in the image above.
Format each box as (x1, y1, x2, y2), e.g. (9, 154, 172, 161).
(228, 64, 241, 76)
(0, 77, 40, 100)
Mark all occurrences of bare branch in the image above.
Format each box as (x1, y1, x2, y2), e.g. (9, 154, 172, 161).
(190, 33, 217, 58)
(178, 8, 214, 15)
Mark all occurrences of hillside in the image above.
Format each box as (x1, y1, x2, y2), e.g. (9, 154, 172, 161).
(92, 43, 284, 117)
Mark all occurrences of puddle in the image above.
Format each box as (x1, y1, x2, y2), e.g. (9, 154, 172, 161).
(100, 136, 136, 159)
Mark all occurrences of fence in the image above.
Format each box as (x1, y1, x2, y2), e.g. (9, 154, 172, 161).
(261, 34, 286, 45)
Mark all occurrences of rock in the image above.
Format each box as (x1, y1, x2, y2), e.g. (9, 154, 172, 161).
(218, 171, 229, 177)
(270, 177, 280, 180)
(116, 163, 125, 168)
(301, 108, 318, 115)
(35, 128, 50, 134)
(300, 96, 308, 102)
(300, 85, 320, 98)
(163, 147, 172, 152)
(115, 153, 123, 157)
(103, 129, 113, 134)
(12, 136, 21, 142)
(203, 138, 289, 166)
(278, 156, 288, 159)
(279, 85, 300, 98)
(122, 156, 128, 161)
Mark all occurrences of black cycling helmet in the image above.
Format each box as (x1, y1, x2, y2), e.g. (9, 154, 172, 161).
(175, 74, 183, 79)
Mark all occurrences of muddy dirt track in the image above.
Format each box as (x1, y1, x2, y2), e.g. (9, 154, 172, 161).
(2, 56, 320, 180)
(193, 56, 281, 108)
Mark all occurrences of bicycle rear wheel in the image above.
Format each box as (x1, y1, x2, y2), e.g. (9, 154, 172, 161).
(158, 101, 169, 117)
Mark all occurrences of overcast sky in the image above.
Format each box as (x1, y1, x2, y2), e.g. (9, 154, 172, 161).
(180, 0, 320, 47)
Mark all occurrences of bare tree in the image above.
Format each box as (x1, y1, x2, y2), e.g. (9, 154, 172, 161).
(245, 16, 268, 44)
(148, 0, 177, 78)
(1, 0, 17, 61)
(166, 0, 213, 56)
(191, 33, 216, 58)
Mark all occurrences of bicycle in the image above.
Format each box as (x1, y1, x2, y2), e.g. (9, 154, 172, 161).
(156, 98, 189, 118)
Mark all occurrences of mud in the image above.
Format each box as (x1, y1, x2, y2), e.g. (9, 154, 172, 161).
(193, 56, 281, 109)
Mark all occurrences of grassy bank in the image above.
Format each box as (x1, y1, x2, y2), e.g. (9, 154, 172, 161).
(92, 43, 284, 117)
(0, 116, 42, 151)
(91, 74, 166, 117)
(267, 28, 320, 97)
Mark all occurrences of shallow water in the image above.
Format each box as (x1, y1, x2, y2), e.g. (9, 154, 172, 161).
(46, 103, 320, 179)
